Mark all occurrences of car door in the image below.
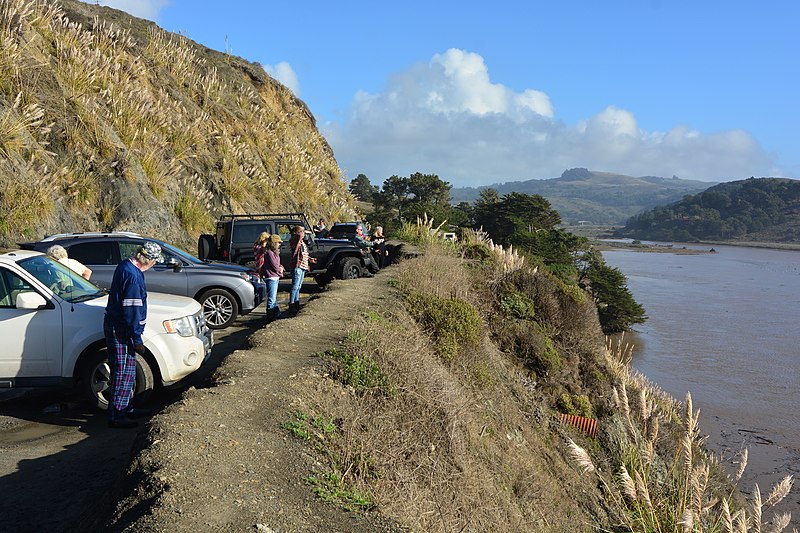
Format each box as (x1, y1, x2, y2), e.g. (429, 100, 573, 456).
(65, 240, 120, 290)
(0, 266, 62, 378)
(118, 241, 190, 297)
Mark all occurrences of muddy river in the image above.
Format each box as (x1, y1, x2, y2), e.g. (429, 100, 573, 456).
(603, 243, 800, 524)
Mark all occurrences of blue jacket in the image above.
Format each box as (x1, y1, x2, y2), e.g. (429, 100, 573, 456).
(104, 259, 148, 345)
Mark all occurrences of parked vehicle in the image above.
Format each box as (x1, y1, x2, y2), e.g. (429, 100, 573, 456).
(0, 250, 213, 409)
(199, 213, 379, 286)
(21, 232, 265, 329)
(326, 221, 370, 241)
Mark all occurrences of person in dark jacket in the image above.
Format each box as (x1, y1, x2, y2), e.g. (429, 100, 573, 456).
(371, 225, 387, 269)
(103, 241, 161, 428)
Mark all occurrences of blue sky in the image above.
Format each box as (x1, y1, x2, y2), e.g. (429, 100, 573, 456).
(90, 1, 798, 188)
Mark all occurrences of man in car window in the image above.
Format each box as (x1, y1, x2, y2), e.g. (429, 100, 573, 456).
(103, 241, 161, 428)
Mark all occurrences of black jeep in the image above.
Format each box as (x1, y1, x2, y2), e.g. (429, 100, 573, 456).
(198, 213, 379, 285)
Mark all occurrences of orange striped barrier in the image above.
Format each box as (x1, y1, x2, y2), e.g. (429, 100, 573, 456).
(559, 413, 598, 439)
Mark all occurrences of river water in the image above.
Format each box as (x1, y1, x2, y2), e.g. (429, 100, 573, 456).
(602, 244, 800, 523)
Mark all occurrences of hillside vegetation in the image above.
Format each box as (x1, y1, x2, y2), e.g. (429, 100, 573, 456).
(451, 168, 715, 225)
(615, 177, 800, 243)
(0, 0, 355, 249)
(103, 228, 795, 532)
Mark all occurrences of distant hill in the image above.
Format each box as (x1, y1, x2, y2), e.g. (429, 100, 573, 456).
(451, 168, 716, 225)
(0, 0, 355, 249)
(614, 177, 800, 243)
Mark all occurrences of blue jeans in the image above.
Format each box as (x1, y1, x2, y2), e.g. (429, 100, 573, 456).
(266, 278, 280, 311)
(289, 267, 306, 304)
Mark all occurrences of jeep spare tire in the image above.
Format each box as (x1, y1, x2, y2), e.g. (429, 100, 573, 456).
(198, 234, 216, 260)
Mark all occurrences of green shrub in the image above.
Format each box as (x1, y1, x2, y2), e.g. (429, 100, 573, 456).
(557, 393, 594, 418)
(405, 291, 482, 362)
(324, 348, 387, 392)
(539, 335, 563, 375)
(499, 289, 536, 320)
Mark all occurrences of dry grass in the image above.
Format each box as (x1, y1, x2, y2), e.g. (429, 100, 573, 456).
(0, 0, 356, 246)
(588, 337, 797, 532)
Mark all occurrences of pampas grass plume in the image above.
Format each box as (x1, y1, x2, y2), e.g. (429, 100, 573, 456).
(566, 438, 595, 473)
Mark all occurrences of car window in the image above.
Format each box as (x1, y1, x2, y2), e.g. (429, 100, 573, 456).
(17, 255, 102, 303)
(276, 224, 294, 241)
(68, 241, 118, 266)
(0, 268, 34, 308)
(232, 222, 273, 244)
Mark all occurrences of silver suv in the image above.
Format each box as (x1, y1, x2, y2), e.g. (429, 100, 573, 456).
(21, 232, 265, 329)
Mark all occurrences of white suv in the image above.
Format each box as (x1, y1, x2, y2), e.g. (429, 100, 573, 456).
(0, 250, 213, 409)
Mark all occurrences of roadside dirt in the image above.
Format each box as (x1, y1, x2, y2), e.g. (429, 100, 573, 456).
(0, 276, 386, 533)
(94, 273, 395, 532)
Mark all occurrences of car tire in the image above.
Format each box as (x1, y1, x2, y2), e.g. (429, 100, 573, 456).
(198, 234, 216, 260)
(199, 288, 239, 329)
(336, 257, 362, 280)
(82, 350, 155, 411)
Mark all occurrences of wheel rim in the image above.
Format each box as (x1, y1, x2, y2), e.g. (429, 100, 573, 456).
(90, 361, 111, 403)
(203, 294, 234, 327)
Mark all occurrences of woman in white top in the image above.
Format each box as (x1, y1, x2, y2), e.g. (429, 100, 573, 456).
(46, 244, 92, 280)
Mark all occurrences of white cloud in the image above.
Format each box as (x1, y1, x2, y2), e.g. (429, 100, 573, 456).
(262, 62, 300, 96)
(89, 0, 170, 21)
(323, 48, 773, 187)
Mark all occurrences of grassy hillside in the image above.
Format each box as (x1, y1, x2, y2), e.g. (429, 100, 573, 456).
(615, 177, 800, 243)
(0, 0, 356, 249)
(451, 168, 715, 225)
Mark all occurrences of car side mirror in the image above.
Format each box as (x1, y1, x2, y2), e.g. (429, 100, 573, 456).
(166, 257, 182, 272)
(16, 291, 48, 310)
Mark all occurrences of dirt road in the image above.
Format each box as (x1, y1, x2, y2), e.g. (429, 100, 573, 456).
(0, 279, 319, 533)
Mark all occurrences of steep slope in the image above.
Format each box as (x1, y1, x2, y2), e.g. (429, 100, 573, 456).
(0, 0, 355, 248)
(451, 168, 715, 225)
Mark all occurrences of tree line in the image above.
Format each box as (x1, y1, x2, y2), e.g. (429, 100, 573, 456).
(617, 177, 800, 242)
(350, 172, 646, 333)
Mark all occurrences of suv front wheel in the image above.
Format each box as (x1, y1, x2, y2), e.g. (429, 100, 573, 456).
(199, 288, 239, 329)
(82, 350, 155, 410)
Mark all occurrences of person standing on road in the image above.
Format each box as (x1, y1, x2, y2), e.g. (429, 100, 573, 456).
(46, 244, 92, 280)
(253, 232, 270, 274)
(371, 226, 388, 269)
(288, 225, 315, 316)
(263, 234, 285, 321)
(103, 241, 161, 429)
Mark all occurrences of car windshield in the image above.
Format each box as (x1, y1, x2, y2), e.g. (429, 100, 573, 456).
(18, 255, 105, 303)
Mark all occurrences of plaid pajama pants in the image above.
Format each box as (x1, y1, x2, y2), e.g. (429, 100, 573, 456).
(104, 324, 137, 420)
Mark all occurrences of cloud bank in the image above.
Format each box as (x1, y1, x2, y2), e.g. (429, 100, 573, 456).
(323, 48, 773, 187)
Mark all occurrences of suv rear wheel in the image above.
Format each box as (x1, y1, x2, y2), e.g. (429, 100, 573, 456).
(337, 256, 363, 279)
(82, 350, 155, 410)
(199, 288, 239, 329)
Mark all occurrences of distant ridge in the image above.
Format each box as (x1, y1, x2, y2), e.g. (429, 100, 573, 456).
(451, 168, 716, 225)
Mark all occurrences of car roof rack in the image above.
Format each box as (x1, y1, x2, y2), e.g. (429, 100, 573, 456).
(219, 213, 307, 221)
(39, 231, 142, 242)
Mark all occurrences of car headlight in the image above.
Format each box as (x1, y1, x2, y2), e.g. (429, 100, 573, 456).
(163, 316, 194, 337)
(240, 270, 261, 283)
